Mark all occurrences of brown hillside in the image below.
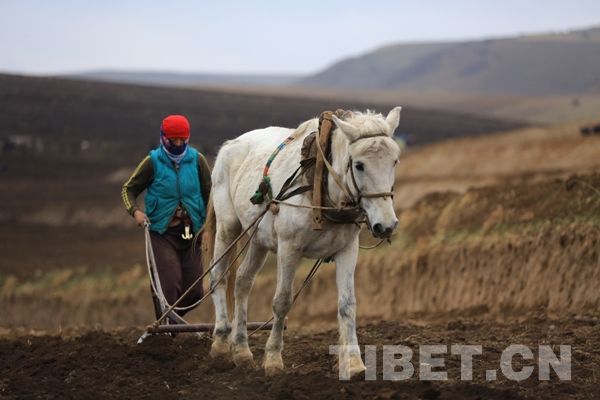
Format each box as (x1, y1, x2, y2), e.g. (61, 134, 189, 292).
(0, 73, 524, 159)
(301, 26, 600, 96)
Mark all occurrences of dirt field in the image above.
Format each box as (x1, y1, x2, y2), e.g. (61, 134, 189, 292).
(1, 315, 598, 399)
(2, 170, 599, 398)
(2, 75, 600, 399)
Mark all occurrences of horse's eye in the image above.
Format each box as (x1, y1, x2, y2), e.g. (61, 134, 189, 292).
(394, 160, 398, 166)
(354, 162, 364, 172)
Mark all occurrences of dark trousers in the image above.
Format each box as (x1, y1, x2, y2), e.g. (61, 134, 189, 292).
(149, 223, 204, 320)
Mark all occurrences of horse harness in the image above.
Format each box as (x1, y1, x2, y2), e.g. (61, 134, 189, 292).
(250, 110, 394, 230)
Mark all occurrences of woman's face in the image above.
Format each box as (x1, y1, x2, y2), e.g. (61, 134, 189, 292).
(169, 138, 186, 146)
(163, 136, 188, 155)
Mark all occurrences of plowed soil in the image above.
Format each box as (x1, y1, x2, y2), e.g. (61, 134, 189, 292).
(2, 315, 598, 400)
(2, 75, 600, 399)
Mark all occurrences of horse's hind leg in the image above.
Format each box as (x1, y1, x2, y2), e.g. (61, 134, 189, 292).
(264, 242, 301, 376)
(230, 240, 268, 368)
(209, 216, 241, 359)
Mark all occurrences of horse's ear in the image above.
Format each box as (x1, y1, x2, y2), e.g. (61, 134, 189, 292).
(385, 106, 402, 135)
(341, 110, 354, 120)
(332, 115, 360, 142)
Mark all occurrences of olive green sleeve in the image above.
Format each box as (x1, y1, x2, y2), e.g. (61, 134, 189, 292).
(198, 153, 212, 205)
(121, 156, 154, 216)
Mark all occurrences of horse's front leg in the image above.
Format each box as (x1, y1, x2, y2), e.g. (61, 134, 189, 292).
(264, 241, 301, 376)
(334, 236, 366, 378)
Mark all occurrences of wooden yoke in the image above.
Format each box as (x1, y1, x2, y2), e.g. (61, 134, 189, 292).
(312, 111, 334, 230)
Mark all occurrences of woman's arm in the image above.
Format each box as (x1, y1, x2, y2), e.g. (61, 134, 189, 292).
(122, 155, 154, 218)
(198, 153, 212, 205)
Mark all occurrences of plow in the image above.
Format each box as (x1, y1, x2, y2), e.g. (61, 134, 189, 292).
(137, 214, 277, 343)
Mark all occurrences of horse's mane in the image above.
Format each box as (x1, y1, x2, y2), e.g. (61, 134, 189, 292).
(344, 110, 401, 158)
(344, 110, 389, 133)
(294, 118, 319, 137)
(294, 110, 400, 158)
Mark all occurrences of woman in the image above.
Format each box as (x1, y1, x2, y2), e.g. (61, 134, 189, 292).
(122, 114, 211, 321)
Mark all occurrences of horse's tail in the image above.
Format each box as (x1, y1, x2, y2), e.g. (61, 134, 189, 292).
(200, 193, 241, 318)
(200, 194, 216, 288)
(225, 247, 239, 318)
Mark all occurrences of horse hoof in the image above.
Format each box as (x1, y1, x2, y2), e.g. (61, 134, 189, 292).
(233, 356, 256, 369)
(345, 356, 366, 380)
(263, 352, 284, 376)
(348, 366, 366, 380)
(265, 365, 284, 377)
(334, 355, 366, 380)
(232, 348, 256, 369)
(209, 339, 230, 360)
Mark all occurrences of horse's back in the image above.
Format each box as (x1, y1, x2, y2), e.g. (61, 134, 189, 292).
(211, 127, 297, 216)
(213, 126, 291, 177)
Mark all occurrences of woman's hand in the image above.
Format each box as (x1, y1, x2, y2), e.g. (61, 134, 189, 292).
(134, 210, 149, 227)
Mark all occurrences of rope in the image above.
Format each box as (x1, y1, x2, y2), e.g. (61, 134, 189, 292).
(145, 223, 220, 314)
(248, 257, 324, 337)
(314, 122, 356, 205)
(251, 132, 300, 205)
(270, 198, 360, 211)
(144, 224, 187, 312)
(153, 207, 269, 327)
(264, 134, 296, 176)
(359, 238, 389, 250)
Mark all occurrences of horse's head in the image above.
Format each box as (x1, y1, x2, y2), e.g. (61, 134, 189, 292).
(332, 107, 402, 238)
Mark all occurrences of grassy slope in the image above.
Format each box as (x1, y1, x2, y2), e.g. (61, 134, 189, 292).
(300, 26, 600, 95)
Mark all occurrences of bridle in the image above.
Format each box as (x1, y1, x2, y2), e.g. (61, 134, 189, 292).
(314, 127, 395, 210)
(347, 156, 395, 202)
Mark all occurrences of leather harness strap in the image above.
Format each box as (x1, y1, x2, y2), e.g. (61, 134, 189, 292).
(311, 113, 329, 229)
(348, 131, 392, 144)
(251, 109, 396, 231)
(313, 111, 356, 229)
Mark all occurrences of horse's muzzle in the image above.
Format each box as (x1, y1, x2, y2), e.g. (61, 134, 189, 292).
(372, 220, 398, 238)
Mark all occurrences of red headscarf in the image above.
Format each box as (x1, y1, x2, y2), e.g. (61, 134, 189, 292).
(160, 115, 190, 139)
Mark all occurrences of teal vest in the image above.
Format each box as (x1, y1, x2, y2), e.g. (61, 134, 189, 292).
(145, 146, 206, 234)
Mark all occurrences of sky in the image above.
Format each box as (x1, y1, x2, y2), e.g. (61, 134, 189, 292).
(1, 0, 599, 75)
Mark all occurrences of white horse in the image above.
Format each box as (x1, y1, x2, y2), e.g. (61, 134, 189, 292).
(201, 107, 402, 378)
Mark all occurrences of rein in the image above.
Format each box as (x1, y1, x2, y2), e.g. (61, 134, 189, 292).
(152, 207, 270, 328)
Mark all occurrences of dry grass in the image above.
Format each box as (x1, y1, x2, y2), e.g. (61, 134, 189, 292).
(394, 123, 600, 208)
(3, 172, 600, 331)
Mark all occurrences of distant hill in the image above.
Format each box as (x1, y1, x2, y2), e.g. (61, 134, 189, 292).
(67, 70, 302, 88)
(0, 73, 525, 162)
(299, 26, 600, 96)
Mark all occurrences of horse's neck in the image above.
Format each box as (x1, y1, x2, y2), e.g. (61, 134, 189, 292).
(327, 130, 351, 205)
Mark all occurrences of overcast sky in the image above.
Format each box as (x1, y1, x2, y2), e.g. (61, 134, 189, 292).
(1, 0, 599, 75)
